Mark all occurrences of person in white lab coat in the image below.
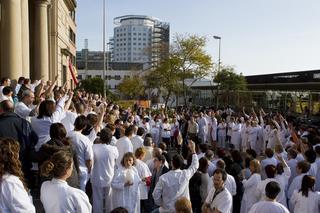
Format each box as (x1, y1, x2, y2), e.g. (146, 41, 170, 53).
(40, 151, 91, 213)
(290, 175, 320, 213)
(0, 138, 35, 213)
(131, 127, 145, 153)
(91, 128, 119, 213)
(198, 112, 208, 144)
(249, 181, 289, 213)
(116, 126, 134, 167)
(31, 91, 72, 151)
(256, 165, 287, 208)
(134, 147, 152, 212)
(202, 169, 233, 213)
(287, 160, 311, 199)
(231, 118, 242, 151)
(111, 152, 141, 213)
(68, 115, 93, 191)
(240, 159, 261, 213)
(152, 141, 199, 213)
(216, 160, 237, 196)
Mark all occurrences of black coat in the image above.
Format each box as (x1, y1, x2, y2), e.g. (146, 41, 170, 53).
(0, 112, 38, 181)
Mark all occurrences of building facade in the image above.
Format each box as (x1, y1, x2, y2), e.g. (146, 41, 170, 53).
(0, 0, 77, 86)
(76, 49, 146, 92)
(111, 15, 169, 67)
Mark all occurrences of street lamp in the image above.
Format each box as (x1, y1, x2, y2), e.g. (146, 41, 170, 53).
(102, 0, 106, 98)
(213, 36, 221, 72)
(213, 35, 221, 108)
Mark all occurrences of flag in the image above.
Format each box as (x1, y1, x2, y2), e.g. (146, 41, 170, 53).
(68, 58, 78, 85)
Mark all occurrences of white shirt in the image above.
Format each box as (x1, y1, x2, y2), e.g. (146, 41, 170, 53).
(241, 173, 261, 213)
(116, 136, 133, 167)
(61, 111, 78, 133)
(68, 131, 93, 173)
(131, 135, 144, 153)
(31, 97, 66, 151)
(225, 174, 237, 196)
(287, 173, 306, 198)
(41, 178, 91, 213)
(0, 174, 35, 213)
(15, 102, 33, 120)
(135, 159, 152, 200)
(290, 190, 320, 213)
(91, 144, 119, 187)
(249, 201, 289, 213)
(152, 154, 199, 213)
(205, 187, 233, 213)
(256, 178, 286, 207)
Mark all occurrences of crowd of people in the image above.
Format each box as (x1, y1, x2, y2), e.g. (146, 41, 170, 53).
(0, 76, 319, 213)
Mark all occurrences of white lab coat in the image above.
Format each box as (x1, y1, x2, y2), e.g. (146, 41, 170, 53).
(61, 111, 78, 133)
(41, 178, 91, 213)
(116, 136, 133, 167)
(249, 201, 289, 213)
(68, 130, 93, 191)
(31, 96, 66, 151)
(152, 154, 199, 213)
(240, 173, 261, 213)
(241, 124, 249, 151)
(198, 117, 208, 144)
(231, 123, 241, 150)
(225, 174, 237, 196)
(248, 126, 259, 153)
(205, 187, 233, 213)
(287, 174, 305, 199)
(0, 174, 35, 213)
(290, 190, 320, 213)
(131, 135, 144, 153)
(211, 117, 218, 141)
(91, 143, 118, 213)
(256, 178, 286, 207)
(111, 166, 141, 213)
(14, 102, 32, 120)
(135, 159, 152, 200)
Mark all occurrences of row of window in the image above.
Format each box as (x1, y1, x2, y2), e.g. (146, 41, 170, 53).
(116, 42, 148, 47)
(116, 32, 150, 37)
(80, 75, 131, 81)
(116, 37, 150, 42)
(116, 27, 150, 32)
(116, 52, 146, 56)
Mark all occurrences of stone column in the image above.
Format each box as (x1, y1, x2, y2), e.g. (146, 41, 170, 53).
(33, 0, 50, 81)
(0, 0, 23, 79)
(21, 0, 30, 78)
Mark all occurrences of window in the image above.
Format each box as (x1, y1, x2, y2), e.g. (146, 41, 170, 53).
(87, 75, 92, 79)
(69, 28, 76, 44)
(115, 75, 121, 80)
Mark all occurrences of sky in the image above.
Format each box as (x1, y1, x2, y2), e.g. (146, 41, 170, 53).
(76, 0, 320, 76)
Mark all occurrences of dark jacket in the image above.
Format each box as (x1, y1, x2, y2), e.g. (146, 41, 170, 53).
(0, 112, 38, 181)
(37, 139, 80, 188)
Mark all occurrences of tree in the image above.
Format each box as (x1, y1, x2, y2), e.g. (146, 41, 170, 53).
(214, 66, 247, 106)
(173, 35, 213, 105)
(79, 77, 104, 95)
(117, 76, 145, 99)
(145, 55, 182, 109)
(146, 34, 213, 107)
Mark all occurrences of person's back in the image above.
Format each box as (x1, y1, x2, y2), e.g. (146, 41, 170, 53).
(152, 141, 198, 213)
(41, 178, 90, 213)
(250, 181, 289, 213)
(291, 190, 320, 213)
(249, 200, 289, 213)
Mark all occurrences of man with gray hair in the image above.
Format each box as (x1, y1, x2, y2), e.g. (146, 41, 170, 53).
(14, 89, 38, 120)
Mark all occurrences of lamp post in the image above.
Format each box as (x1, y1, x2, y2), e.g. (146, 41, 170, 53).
(213, 36, 221, 72)
(102, 0, 106, 98)
(213, 35, 221, 108)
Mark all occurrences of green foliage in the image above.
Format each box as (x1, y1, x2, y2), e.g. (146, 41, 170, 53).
(79, 77, 104, 95)
(214, 66, 247, 91)
(146, 34, 213, 106)
(117, 76, 145, 99)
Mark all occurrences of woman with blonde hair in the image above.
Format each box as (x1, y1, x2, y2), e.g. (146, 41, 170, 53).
(112, 152, 141, 213)
(0, 138, 35, 212)
(240, 159, 262, 213)
(40, 151, 91, 213)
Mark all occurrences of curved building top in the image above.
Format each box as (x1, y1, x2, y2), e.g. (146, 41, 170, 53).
(114, 15, 161, 26)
